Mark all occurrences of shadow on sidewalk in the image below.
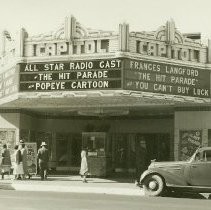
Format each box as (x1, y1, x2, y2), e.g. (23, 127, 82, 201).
(163, 191, 209, 200)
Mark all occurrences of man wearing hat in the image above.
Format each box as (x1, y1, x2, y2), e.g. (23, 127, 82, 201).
(37, 142, 49, 180)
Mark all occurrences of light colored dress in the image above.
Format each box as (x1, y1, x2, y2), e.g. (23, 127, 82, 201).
(13, 150, 24, 175)
(80, 150, 88, 176)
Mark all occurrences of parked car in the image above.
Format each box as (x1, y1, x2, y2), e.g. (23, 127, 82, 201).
(139, 146, 211, 196)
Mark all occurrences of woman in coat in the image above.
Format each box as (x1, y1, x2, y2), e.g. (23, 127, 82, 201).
(1, 144, 12, 179)
(80, 150, 88, 183)
(20, 142, 30, 179)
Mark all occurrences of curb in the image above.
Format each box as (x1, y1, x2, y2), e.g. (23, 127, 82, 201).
(10, 183, 144, 196)
(0, 176, 144, 196)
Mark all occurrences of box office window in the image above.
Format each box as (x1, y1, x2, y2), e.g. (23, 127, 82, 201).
(82, 132, 107, 157)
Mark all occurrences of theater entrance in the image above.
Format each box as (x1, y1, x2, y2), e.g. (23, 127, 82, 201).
(54, 132, 171, 175)
(135, 134, 170, 172)
(113, 133, 171, 173)
(56, 133, 82, 171)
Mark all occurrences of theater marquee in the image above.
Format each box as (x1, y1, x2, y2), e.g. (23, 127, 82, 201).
(19, 59, 122, 91)
(123, 59, 210, 98)
(18, 58, 211, 99)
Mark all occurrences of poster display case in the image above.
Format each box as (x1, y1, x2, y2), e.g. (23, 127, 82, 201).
(82, 132, 112, 177)
(25, 142, 37, 175)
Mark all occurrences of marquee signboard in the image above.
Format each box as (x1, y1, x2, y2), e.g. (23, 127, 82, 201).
(19, 59, 122, 91)
(123, 59, 210, 98)
(19, 58, 211, 99)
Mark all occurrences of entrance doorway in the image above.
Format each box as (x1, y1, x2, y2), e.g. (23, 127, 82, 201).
(135, 133, 170, 171)
(56, 133, 81, 168)
(113, 133, 170, 173)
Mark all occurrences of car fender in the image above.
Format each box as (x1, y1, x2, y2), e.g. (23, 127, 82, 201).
(140, 168, 188, 186)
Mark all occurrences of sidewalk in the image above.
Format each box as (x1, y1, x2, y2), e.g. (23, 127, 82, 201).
(0, 175, 144, 196)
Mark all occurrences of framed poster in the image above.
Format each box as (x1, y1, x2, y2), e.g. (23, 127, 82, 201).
(25, 142, 37, 174)
(179, 130, 202, 161)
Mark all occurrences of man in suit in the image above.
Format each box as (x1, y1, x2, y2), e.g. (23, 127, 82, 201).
(135, 140, 147, 186)
(37, 142, 49, 180)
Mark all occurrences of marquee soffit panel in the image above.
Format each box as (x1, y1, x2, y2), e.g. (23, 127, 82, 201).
(0, 91, 209, 109)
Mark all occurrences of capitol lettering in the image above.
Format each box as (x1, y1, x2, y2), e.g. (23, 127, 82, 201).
(34, 40, 108, 56)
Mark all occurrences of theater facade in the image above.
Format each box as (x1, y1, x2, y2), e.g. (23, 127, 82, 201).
(0, 16, 211, 176)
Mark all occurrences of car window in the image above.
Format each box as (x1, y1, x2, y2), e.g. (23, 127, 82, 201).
(194, 152, 201, 161)
(202, 150, 211, 161)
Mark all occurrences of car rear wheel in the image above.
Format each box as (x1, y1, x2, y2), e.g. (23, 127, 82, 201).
(142, 174, 165, 196)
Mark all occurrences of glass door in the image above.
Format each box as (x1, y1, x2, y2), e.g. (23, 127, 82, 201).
(70, 133, 81, 166)
(56, 133, 68, 166)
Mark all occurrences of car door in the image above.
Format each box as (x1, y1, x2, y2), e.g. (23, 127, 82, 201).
(189, 150, 211, 186)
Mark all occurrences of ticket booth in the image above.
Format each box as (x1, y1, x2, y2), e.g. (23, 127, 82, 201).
(82, 132, 112, 177)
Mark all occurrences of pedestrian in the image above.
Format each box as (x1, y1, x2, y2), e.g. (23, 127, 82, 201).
(13, 145, 24, 180)
(20, 140, 31, 179)
(1, 144, 12, 179)
(37, 142, 49, 180)
(135, 140, 147, 186)
(80, 150, 88, 183)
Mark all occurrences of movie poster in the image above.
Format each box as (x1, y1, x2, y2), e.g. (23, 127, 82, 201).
(179, 130, 202, 160)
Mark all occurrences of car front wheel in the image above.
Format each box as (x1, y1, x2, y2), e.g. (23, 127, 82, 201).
(142, 174, 165, 196)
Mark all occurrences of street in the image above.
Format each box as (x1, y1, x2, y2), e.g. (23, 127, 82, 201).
(0, 190, 210, 210)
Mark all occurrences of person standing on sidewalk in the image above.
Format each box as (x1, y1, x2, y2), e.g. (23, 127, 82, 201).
(80, 150, 88, 183)
(1, 144, 12, 179)
(135, 140, 147, 186)
(37, 142, 49, 181)
(13, 145, 24, 180)
(20, 140, 31, 179)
